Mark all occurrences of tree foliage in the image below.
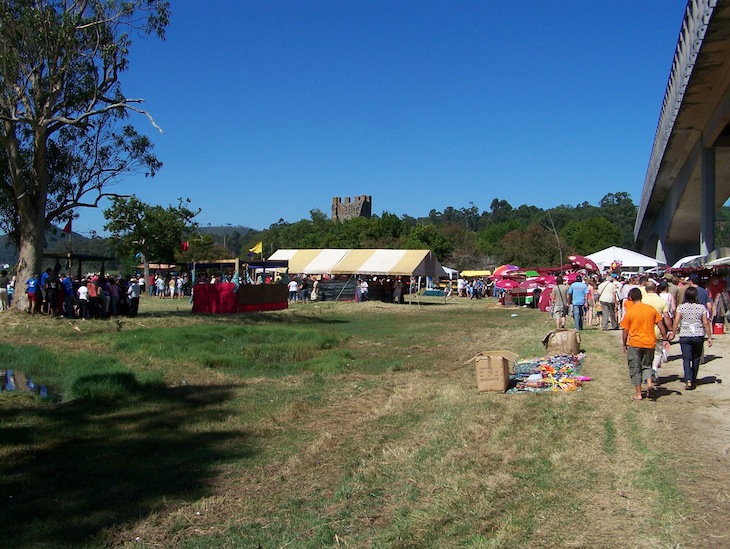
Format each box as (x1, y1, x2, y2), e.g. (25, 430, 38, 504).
(103, 195, 199, 279)
(246, 192, 638, 269)
(0, 0, 169, 308)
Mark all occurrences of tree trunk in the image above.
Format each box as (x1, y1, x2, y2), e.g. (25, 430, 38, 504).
(13, 205, 46, 312)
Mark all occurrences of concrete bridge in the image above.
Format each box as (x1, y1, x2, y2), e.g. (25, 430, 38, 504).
(634, 0, 730, 264)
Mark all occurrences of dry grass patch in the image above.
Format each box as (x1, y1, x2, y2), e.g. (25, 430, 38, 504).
(1, 297, 715, 547)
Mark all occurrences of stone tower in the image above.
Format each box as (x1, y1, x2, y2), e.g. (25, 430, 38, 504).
(331, 195, 372, 221)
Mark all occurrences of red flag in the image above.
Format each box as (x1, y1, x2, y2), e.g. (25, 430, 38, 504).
(181, 241, 189, 252)
(63, 220, 72, 234)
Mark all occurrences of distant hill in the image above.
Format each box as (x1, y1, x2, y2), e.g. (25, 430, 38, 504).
(0, 225, 254, 267)
(0, 228, 113, 268)
(198, 225, 255, 256)
(198, 225, 254, 237)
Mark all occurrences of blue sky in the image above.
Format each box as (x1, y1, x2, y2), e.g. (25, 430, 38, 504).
(73, 1, 688, 236)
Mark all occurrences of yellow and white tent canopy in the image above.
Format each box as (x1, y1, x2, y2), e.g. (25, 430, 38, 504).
(268, 249, 447, 277)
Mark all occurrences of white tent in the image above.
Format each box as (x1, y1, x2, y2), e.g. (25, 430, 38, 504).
(672, 254, 703, 268)
(442, 266, 458, 279)
(586, 246, 663, 270)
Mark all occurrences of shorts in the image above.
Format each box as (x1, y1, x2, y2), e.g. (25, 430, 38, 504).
(627, 346, 654, 386)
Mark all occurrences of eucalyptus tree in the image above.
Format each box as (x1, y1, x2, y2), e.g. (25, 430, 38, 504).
(0, 0, 169, 309)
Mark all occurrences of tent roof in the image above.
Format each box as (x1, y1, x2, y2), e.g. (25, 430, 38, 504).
(269, 249, 447, 277)
(268, 249, 349, 274)
(672, 254, 704, 268)
(586, 246, 663, 268)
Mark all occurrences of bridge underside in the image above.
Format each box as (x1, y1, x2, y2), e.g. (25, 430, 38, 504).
(635, 1, 730, 263)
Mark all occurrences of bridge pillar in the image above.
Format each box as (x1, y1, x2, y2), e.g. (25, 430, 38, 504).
(655, 239, 668, 266)
(700, 146, 716, 256)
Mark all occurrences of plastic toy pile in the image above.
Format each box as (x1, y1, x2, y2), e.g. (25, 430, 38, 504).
(507, 353, 589, 393)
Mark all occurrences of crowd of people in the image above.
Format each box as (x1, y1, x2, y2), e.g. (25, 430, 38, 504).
(147, 272, 190, 298)
(549, 270, 725, 400)
(20, 267, 141, 318)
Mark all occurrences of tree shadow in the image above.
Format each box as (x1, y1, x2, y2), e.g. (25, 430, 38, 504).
(0, 377, 252, 546)
(137, 309, 350, 325)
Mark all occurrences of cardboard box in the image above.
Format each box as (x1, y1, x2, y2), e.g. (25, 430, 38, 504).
(542, 329, 581, 355)
(468, 350, 519, 393)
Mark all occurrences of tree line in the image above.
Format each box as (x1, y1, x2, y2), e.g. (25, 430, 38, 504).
(243, 192, 638, 270)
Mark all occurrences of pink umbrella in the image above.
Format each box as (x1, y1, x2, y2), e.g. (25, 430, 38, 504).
(495, 278, 521, 289)
(531, 275, 557, 285)
(568, 254, 599, 272)
(537, 283, 555, 311)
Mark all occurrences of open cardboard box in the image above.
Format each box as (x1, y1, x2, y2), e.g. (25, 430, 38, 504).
(465, 350, 519, 393)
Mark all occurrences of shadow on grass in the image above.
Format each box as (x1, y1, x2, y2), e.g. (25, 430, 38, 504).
(0, 376, 252, 546)
(138, 308, 351, 325)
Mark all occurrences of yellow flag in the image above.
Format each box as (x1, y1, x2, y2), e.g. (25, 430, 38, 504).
(249, 241, 262, 254)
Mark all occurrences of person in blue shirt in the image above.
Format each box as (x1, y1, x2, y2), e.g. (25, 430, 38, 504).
(26, 274, 40, 314)
(40, 267, 52, 314)
(60, 273, 75, 318)
(568, 274, 589, 330)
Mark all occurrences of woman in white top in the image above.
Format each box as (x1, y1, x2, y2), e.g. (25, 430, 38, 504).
(672, 286, 712, 390)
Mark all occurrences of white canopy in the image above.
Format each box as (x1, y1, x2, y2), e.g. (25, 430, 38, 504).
(268, 249, 448, 277)
(672, 254, 703, 268)
(586, 246, 664, 269)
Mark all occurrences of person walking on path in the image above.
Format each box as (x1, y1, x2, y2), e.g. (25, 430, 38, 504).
(621, 287, 672, 401)
(598, 274, 619, 330)
(567, 275, 588, 331)
(642, 280, 672, 385)
(550, 276, 569, 330)
(672, 286, 713, 391)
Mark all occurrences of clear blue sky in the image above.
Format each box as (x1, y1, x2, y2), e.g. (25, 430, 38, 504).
(73, 1, 689, 236)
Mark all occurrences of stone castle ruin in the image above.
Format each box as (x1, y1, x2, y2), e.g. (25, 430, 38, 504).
(331, 195, 372, 221)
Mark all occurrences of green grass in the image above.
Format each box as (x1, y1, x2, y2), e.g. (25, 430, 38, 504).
(0, 297, 697, 547)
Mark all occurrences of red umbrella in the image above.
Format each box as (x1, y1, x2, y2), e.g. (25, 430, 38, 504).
(568, 254, 599, 272)
(495, 278, 520, 289)
(493, 264, 519, 278)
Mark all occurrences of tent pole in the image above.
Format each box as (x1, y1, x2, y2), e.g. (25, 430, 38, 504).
(335, 274, 353, 302)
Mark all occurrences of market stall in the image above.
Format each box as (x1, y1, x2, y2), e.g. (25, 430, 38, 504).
(191, 258, 289, 313)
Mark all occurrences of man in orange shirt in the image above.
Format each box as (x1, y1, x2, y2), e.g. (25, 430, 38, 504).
(620, 287, 672, 400)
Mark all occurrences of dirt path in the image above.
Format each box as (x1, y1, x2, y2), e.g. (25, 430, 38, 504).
(652, 329, 730, 547)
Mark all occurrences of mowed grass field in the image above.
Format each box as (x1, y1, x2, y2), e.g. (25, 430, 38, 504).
(0, 295, 698, 547)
